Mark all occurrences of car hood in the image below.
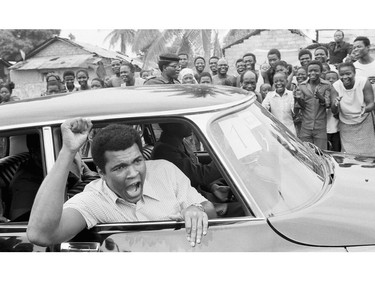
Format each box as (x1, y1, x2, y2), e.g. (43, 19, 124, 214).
(268, 152, 375, 247)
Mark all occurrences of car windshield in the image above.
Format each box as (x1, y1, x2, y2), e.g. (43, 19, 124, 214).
(209, 102, 326, 217)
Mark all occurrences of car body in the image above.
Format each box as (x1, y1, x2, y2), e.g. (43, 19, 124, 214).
(0, 84, 374, 252)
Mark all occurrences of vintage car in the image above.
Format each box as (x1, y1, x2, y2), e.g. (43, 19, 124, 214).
(0, 84, 374, 252)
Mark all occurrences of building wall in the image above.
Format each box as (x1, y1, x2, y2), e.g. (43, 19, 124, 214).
(0, 65, 10, 82)
(223, 29, 315, 76)
(33, 40, 89, 57)
(10, 71, 45, 99)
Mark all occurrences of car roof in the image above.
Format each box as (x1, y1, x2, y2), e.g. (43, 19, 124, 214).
(0, 85, 252, 130)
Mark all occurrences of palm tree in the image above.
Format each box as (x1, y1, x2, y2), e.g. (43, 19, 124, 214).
(132, 29, 163, 55)
(132, 29, 223, 69)
(104, 29, 226, 70)
(104, 29, 136, 54)
(133, 29, 184, 69)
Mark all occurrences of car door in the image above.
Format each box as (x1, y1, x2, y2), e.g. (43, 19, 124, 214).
(52, 118, 343, 252)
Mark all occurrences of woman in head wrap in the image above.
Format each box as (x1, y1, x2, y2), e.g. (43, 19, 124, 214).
(178, 68, 197, 84)
(0, 82, 19, 104)
(178, 68, 200, 152)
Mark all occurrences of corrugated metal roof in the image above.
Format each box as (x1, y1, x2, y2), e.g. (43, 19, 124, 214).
(76, 41, 143, 68)
(9, 54, 101, 70)
(74, 41, 130, 61)
(13, 37, 143, 70)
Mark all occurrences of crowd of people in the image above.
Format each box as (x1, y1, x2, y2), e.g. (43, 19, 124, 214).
(143, 31, 375, 156)
(1, 30, 375, 156)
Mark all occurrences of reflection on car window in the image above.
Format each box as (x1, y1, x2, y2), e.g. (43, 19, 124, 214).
(150, 121, 246, 218)
(210, 102, 325, 217)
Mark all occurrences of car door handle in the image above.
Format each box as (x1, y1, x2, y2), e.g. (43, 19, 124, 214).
(60, 242, 100, 252)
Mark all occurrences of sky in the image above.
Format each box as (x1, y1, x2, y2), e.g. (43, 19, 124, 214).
(60, 30, 116, 50)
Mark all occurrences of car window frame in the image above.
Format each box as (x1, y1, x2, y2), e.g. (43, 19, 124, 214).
(49, 116, 256, 237)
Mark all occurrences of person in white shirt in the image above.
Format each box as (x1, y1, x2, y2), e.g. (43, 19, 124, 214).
(331, 62, 375, 155)
(352, 36, 375, 90)
(262, 72, 296, 135)
(324, 71, 341, 152)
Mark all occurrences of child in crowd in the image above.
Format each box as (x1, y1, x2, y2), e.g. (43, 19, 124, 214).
(321, 63, 331, 79)
(292, 67, 308, 137)
(0, 82, 19, 103)
(45, 81, 61, 96)
(262, 72, 296, 135)
(198, 72, 213, 84)
(91, 78, 105, 89)
(260, 83, 271, 100)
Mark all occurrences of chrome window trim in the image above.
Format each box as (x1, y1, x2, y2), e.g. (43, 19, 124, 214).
(42, 126, 55, 173)
(0, 224, 28, 233)
(93, 217, 265, 234)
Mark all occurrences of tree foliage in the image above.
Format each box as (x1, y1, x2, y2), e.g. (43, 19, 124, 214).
(105, 29, 225, 69)
(104, 29, 136, 54)
(0, 29, 61, 61)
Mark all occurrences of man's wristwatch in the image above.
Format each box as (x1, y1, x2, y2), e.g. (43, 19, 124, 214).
(191, 203, 205, 212)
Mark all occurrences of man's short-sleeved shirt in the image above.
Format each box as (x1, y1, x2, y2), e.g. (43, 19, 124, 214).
(63, 159, 206, 229)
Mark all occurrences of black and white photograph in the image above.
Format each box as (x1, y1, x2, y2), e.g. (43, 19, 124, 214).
(1, 1, 375, 280)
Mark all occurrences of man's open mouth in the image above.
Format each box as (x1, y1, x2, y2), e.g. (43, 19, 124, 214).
(127, 181, 141, 193)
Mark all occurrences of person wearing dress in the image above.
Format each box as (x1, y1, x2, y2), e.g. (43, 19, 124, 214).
(331, 62, 375, 155)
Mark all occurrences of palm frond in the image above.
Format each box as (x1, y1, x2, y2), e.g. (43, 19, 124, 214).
(104, 29, 136, 53)
(201, 29, 212, 61)
(142, 29, 184, 69)
(176, 32, 194, 56)
(212, 31, 223, 58)
(132, 29, 161, 53)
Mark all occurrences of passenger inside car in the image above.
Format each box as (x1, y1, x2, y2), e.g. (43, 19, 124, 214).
(151, 122, 245, 217)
